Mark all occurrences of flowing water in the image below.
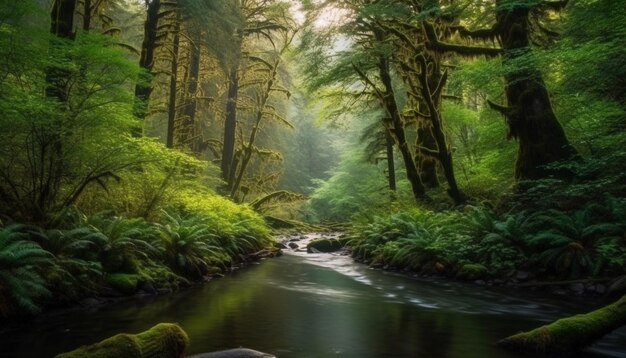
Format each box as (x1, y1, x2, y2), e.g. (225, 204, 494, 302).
(1, 239, 625, 358)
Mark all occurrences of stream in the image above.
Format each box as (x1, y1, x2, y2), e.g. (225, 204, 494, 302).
(1, 234, 625, 357)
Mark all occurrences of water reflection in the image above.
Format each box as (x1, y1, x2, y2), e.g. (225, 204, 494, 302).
(0, 253, 625, 357)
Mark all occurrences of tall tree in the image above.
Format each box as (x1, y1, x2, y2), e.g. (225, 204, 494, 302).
(133, 0, 161, 124)
(421, 0, 578, 180)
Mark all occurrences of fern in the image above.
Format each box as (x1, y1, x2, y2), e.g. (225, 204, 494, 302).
(527, 206, 624, 278)
(0, 225, 53, 317)
(87, 214, 160, 273)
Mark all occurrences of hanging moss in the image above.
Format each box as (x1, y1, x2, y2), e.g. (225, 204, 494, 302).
(55, 323, 189, 358)
(498, 295, 626, 353)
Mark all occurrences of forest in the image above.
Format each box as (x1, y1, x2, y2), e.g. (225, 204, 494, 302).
(0, 0, 625, 357)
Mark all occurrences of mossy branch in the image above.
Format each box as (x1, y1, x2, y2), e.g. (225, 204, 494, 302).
(487, 99, 513, 117)
(449, 25, 498, 41)
(498, 295, 626, 353)
(423, 21, 501, 58)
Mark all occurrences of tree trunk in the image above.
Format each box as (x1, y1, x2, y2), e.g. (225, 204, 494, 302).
(181, 44, 201, 152)
(82, 0, 91, 31)
(499, 294, 626, 353)
(55, 323, 189, 358)
(40, 0, 76, 222)
(495, 4, 578, 180)
(133, 0, 161, 125)
(47, 0, 76, 101)
(385, 130, 396, 192)
(377, 54, 426, 202)
(221, 65, 239, 185)
(166, 19, 180, 149)
(416, 125, 439, 188)
(230, 59, 279, 200)
(416, 55, 465, 204)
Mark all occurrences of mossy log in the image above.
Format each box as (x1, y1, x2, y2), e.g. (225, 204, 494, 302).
(498, 295, 626, 353)
(55, 323, 189, 358)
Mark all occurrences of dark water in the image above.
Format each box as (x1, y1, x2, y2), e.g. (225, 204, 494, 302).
(1, 249, 626, 358)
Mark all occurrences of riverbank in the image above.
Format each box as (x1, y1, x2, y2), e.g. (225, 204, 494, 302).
(276, 231, 626, 299)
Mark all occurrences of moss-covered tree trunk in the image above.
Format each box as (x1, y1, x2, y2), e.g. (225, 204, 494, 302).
(495, 3, 578, 180)
(385, 131, 397, 192)
(133, 0, 161, 124)
(221, 64, 239, 185)
(377, 54, 426, 202)
(181, 43, 201, 153)
(499, 294, 626, 353)
(166, 14, 181, 149)
(55, 323, 189, 358)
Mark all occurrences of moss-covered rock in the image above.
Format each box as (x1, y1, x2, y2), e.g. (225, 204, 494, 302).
(457, 264, 488, 280)
(307, 238, 347, 253)
(498, 294, 626, 353)
(55, 323, 189, 358)
(105, 273, 140, 295)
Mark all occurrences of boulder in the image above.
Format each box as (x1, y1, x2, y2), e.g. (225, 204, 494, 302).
(288, 242, 299, 249)
(456, 264, 488, 281)
(105, 273, 141, 295)
(306, 238, 348, 253)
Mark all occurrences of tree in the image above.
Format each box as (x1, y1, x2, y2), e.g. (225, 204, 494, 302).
(421, 0, 578, 180)
(133, 0, 161, 123)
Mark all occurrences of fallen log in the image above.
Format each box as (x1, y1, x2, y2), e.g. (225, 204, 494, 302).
(55, 323, 189, 358)
(498, 294, 626, 353)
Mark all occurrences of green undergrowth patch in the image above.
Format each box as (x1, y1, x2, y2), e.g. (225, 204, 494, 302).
(0, 193, 274, 318)
(348, 196, 626, 281)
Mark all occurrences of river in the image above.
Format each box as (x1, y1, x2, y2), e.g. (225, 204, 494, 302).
(1, 242, 625, 357)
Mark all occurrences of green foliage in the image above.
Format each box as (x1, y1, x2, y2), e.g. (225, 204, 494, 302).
(33, 226, 104, 300)
(105, 273, 140, 295)
(158, 212, 228, 277)
(0, 224, 52, 317)
(526, 205, 625, 278)
(0, 3, 145, 223)
(348, 198, 626, 279)
(86, 214, 160, 273)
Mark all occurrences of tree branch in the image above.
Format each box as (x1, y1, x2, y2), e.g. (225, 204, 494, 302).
(423, 21, 501, 58)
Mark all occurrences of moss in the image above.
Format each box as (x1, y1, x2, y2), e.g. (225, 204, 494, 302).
(105, 273, 140, 295)
(307, 238, 345, 253)
(55, 323, 189, 358)
(457, 264, 488, 280)
(138, 264, 189, 291)
(498, 294, 626, 353)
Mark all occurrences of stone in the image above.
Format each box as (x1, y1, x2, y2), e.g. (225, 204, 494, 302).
(288, 242, 299, 249)
(79, 298, 102, 307)
(274, 242, 287, 249)
(569, 283, 585, 294)
(515, 271, 530, 281)
(457, 264, 488, 281)
(188, 348, 276, 358)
